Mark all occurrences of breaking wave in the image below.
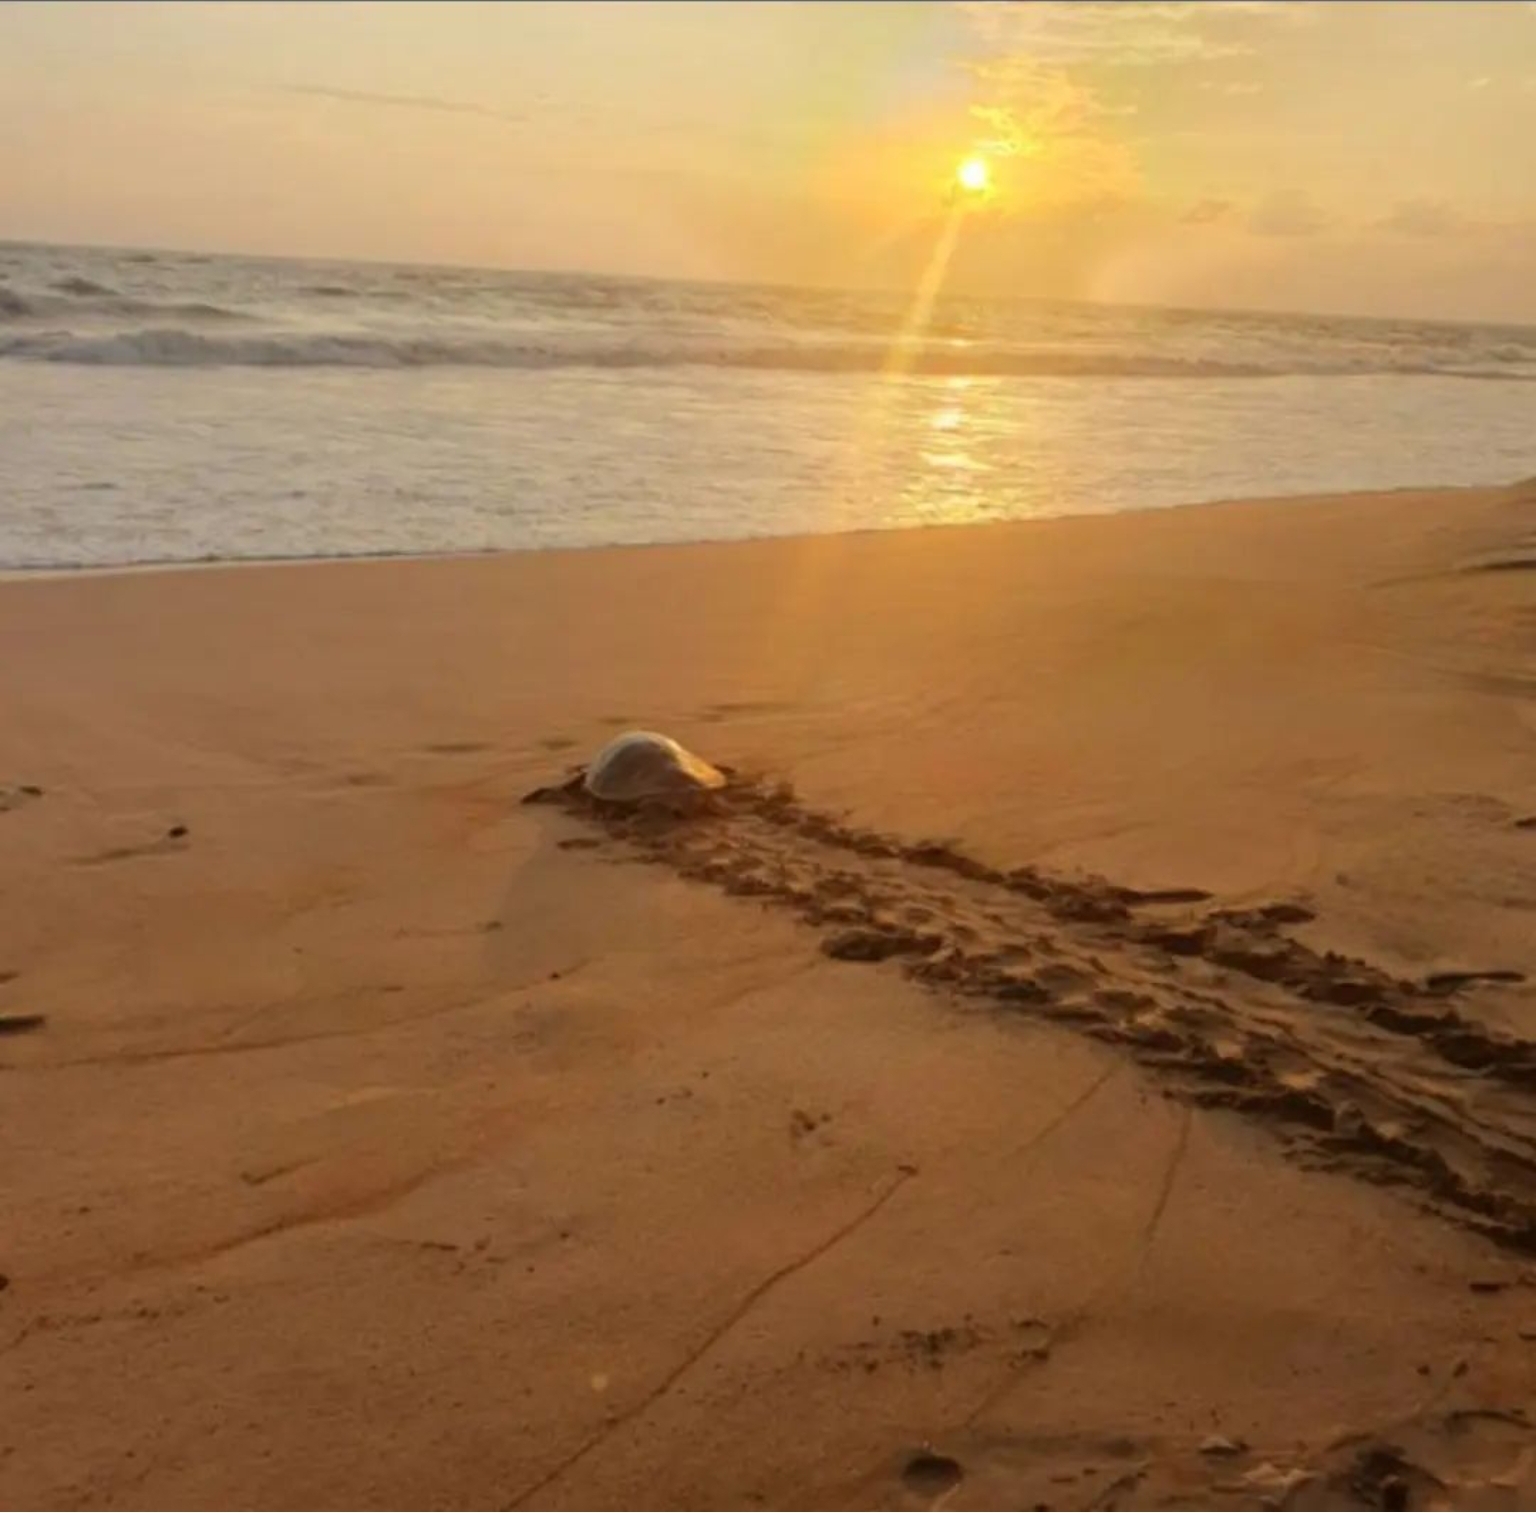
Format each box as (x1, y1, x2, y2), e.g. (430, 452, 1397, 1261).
(0, 287, 241, 323)
(3, 322, 1533, 380)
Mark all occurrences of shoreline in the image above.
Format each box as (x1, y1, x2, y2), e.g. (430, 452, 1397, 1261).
(0, 476, 1501, 584)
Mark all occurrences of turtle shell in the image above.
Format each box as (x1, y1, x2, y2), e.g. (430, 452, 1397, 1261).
(583, 731, 726, 803)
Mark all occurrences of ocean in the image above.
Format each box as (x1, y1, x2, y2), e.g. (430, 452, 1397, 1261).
(2, 239, 1534, 571)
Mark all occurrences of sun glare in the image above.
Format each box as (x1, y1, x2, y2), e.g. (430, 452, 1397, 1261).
(957, 156, 990, 194)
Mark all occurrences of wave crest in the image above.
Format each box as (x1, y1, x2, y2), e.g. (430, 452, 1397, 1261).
(0, 324, 1368, 377)
(0, 288, 241, 324)
(2, 319, 1534, 381)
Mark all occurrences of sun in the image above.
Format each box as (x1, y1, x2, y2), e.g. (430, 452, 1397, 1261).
(956, 155, 991, 194)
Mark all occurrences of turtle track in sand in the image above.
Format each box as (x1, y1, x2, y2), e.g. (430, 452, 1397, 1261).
(526, 776, 1536, 1254)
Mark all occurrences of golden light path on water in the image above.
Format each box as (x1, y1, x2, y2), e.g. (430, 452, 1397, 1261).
(760, 192, 988, 695)
(821, 176, 991, 536)
(870, 193, 993, 527)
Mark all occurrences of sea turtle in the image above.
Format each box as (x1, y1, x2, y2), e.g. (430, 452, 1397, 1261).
(582, 730, 727, 804)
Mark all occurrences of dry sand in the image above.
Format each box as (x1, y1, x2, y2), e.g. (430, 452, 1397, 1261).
(3, 480, 1536, 1510)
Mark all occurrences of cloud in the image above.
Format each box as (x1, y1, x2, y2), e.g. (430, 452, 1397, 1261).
(1375, 199, 1462, 237)
(1248, 189, 1330, 237)
(282, 84, 524, 124)
(954, 2, 1311, 222)
(1182, 197, 1234, 224)
(957, 2, 1307, 68)
(968, 55, 1115, 151)
(963, 55, 1141, 209)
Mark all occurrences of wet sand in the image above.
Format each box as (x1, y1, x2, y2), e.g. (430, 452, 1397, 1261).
(3, 480, 1536, 1509)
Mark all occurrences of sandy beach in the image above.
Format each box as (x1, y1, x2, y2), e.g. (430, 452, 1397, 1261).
(3, 480, 1536, 1510)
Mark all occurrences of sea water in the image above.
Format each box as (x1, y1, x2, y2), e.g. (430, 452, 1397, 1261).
(2, 239, 1533, 570)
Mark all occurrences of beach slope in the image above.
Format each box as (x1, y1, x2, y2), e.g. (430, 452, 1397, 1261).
(3, 481, 1536, 1509)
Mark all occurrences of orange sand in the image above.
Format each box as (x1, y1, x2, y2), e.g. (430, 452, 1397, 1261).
(3, 481, 1536, 1509)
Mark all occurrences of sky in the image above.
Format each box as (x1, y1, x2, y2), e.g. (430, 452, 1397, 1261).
(3, 0, 1536, 321)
